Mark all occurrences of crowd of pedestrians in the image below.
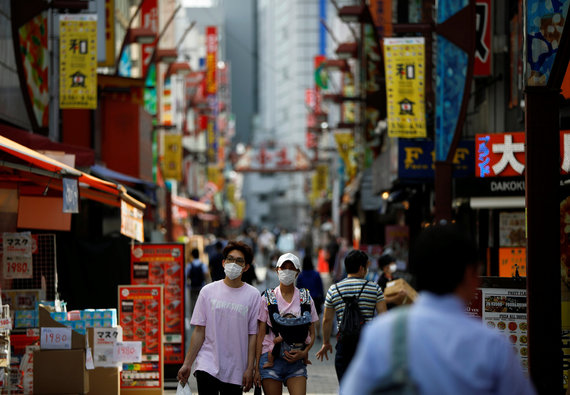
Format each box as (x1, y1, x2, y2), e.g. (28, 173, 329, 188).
(179, 223, 536, 395)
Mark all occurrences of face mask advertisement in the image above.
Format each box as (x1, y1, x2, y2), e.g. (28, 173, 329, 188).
(130, 244, 185, 365)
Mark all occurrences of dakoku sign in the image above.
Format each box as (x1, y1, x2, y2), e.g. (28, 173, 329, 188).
(476, 131, 570, 177)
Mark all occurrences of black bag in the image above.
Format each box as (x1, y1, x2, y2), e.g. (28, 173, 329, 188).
(188, 262, 205, 288)
(335, 281, 368, 346)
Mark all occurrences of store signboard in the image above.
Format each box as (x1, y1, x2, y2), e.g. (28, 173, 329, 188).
(59, 14, 97, 109)
(162, 133, 182, 180)
(383, 37, 426, 138)
(120, 201, 144, 243)
(476, 131, 570, 177)
(498, 247, 526, 277)
(2, 232, 33, 279)
(205, 26, 218, 95)
(369, 0, 392, 38)
(474, 0, 492, 76)
(398, 139, 474, 178)
(93, 327, 123, 368)
(130, 244, 185, 364)
(96, 0, 115, 67)
(141, 0, 158, 79)
(466, 278, 528, 373)
(118, 285, 163, 390)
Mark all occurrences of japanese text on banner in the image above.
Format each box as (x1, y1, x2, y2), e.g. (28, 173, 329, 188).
(59, 14, 97, 109)
(384, 37, 426, 138)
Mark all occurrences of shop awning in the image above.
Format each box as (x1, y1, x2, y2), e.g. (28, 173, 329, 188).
(0, 135, 146, 210)
(171, 195, 211, 213)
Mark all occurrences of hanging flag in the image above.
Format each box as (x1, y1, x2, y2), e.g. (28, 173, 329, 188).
(334, 132, 357, 181)
(162, 133, 182, 180)
(383, 37, 426, 138)
(59, 14, 97, 109)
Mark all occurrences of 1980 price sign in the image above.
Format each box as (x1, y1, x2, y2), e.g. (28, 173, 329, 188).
(41, 327, 72, 350)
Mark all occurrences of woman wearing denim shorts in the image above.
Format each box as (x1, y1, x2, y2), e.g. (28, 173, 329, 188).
(254, 253, 319, 395)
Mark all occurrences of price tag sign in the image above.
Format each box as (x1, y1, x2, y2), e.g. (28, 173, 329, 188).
(41, 327, 72, 349)
(113, 341, 142, 363)
(3, 232, 33, 279)
(0, 317, 12, 330)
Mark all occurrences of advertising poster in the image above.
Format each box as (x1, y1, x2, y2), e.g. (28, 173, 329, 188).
(131, 244, 185, 364)
(474, 0, 492, 76)
(498, 247, 526, 277)
(162, 133, 183, 180)
(118, 285, 163, 390)
(383, 37, 426, 138)
(140, 0, 158, 79)
(499, 212, 526, 247)
(59, 14, 97, 109)
(2, 232, 33, 279)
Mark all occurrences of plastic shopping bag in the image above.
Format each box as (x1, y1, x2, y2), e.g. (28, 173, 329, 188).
(176, 381, 192, 395)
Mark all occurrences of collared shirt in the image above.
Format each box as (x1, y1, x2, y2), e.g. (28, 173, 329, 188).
(340, 292, 536, 395)
(325, 277, 384, 327)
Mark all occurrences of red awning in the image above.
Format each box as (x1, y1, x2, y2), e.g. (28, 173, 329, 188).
(0, 123, 95, 167)
(0, 135, 145, 210)
(171, 195, 211, 213)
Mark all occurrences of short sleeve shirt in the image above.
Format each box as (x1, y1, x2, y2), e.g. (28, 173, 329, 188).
(258, 286, 319, 355)
(191, 280, 260, 385)
(325, 277, 384, 328)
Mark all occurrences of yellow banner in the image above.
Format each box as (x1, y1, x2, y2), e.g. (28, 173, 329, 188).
(384, 37, 426, 138)
(334, 132, 357, 181)
(97, 0, 115, 67)
(60, 15, 97, 109)
(162, 133, 182, 180)
(207, 166, 224, 190)
(236, 200, 246, 220)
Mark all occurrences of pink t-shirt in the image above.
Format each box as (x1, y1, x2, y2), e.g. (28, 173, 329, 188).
(258, 286, 319, 355)
(191, 280, 260, 385)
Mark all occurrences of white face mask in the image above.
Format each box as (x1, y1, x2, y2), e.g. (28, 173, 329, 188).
(278, 269, 297, 286)
(224, 262, 243, 280)
(389, 263, 398, 273)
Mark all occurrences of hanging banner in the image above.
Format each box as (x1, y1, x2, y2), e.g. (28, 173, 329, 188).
(2, 232, 33, 279)
(334, 132, 357, 181)
(383, 37, 426, 138)
(130, 244, 185, 364)
(474, 0, 492, 76)
(234, 146, 312, 173)
(205, 26, 218, 95)
(59, 14, 97, 109)
(398, 139, 474, 178)
(370, 0, 392, 38)
(141, 0, 158, 79)
(162, 133, 182, 180)
(97, 0, 115, 67)
(120, 201, 144, 243)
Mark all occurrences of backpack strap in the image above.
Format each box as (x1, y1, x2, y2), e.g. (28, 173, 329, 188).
(298, 288, 312, 315)
(334, 280, 368, 304)
(263, 288, 280, 336)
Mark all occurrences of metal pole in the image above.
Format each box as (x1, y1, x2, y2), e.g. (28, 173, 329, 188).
(524, 86, 562, 393)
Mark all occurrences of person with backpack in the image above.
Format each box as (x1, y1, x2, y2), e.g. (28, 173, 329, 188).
(186, 248, 209, 318)
(254, 252, 319, 395)
(315, 249, 387, 382)
(340, 223, 536, 394)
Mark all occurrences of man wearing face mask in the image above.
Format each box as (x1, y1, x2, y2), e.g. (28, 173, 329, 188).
(316, 249, 387, 382)
(177, 241, 260, 394)
(254, 253, 319, 395)
(377, 254, 408, 309)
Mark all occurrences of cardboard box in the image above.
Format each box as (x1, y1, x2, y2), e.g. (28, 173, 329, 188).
(33, 349, 89, 394)
(384, 278, 418, 304)
(87, 367, 119, 395)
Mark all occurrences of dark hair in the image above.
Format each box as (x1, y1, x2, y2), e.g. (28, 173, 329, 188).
(223, 241, 254, 266)
(191, 248, 200, 259)
(344, 249, 369, 274)
(377, 254, 395, 269)
(215, 241, 223, 250)
(302, 255, 314, 271)
(409, 223, 478, 295)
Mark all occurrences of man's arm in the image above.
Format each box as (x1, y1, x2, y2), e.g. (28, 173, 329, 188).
(242, 333, 257, 391)
(253, 320, 266, 387)
(315, 307, 335, 361)
(177, 325, 206, 383)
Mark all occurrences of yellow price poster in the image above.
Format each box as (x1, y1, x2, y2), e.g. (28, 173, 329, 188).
(59, 15, 97, 109)
(162, 133, 182, 180)
(383, 37, 426, 138)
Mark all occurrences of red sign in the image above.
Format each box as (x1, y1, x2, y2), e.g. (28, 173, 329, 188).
(476, 131, 570, 177)
(234, 146, 312, 173)
(119, 285, 163, 389)
(474, 0, 492, 76)
(130, 244, 185, 364)
(141, 0, 158, 78)
(205, 26, 217, 95)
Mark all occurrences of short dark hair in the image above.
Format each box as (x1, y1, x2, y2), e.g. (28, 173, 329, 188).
(191, 248, 200, 259)
(302, 255, 314, 271)
(377, 254, 395, 269)
(409, 223, 478, 295)
(344, 249, 369, 274)
(223, 241, 254, 266)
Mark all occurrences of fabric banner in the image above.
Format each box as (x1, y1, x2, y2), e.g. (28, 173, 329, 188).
(334, 132, 357, 181)
(383, 37, 426, 138)
(59, 14, 97, 109)
(162, 133, 182, 180)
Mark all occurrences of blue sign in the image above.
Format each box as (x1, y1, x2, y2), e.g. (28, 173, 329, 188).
(398, 139, 474, 179)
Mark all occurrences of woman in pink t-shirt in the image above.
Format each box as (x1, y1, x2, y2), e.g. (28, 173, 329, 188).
(254, 253, 319, 395)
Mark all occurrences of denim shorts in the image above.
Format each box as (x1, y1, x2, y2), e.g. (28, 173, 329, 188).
(258, 352, 308, 383)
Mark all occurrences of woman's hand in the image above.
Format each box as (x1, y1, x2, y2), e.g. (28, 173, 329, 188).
(253, 369, 262, 388)
(283, 348, 307, 363)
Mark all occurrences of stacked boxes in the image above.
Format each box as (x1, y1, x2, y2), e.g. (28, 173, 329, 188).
(47, 308, 118, 335)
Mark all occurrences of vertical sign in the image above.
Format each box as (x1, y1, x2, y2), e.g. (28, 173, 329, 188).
(97, 0, 115, 67)
(130, 244, 185, 365)
(206, 27, 218, 164)
(370, 0, 393, 38)
(162, 133, 182, 180)
(59, 15, 97, 109)
(474, 0, 492, 76)
(383, 37, 426, 138)
(120, 201, 144, 243)
(141, 0, 158, 79)
(119, 285, 163, 389)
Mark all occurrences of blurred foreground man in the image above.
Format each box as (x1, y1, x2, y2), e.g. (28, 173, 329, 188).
(341, 223, 536, 395)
